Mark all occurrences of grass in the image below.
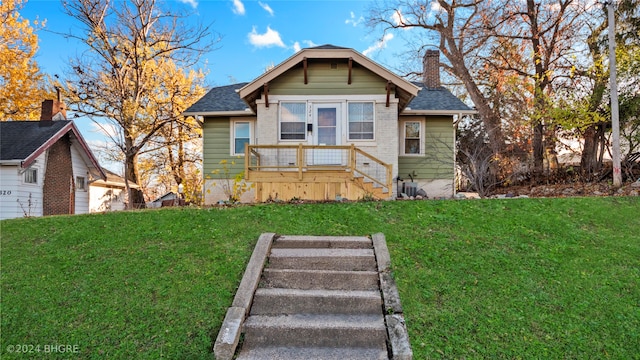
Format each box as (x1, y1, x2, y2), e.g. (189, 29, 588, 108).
(1, 197, 639, 359)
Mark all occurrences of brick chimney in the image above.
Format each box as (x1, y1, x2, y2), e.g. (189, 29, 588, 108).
(422, 49, 441, 88)
(40, 89, 67, 121)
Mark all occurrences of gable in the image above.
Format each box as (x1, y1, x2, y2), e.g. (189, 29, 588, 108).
(0, 120, 106, 180)
(268, 59, 388, 96)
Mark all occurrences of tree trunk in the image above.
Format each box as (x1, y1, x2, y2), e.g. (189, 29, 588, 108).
(532, 122, 544, 177)
(124, 135, 146, 209)
(581, 124, 604, 178)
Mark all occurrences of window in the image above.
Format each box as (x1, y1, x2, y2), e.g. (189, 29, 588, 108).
(24, 168, 37, 184)
(348, 102, 374, 140)
(233, 121, 251, 155)
(403, 121, 422, 155)
(280, 102, 307, 140)
(76, 176, 86, 191)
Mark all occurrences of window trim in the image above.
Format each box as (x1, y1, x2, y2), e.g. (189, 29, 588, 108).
(23, 168, 38, 184)
(400, 120, 424, 156)
(347, 101, 375, 141)
(279, 101, 308, 142)
(231, 120, 253, 156)
(76, 176, 86, 191)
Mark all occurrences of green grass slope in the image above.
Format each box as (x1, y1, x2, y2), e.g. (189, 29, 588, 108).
(1, 197, 639, 359)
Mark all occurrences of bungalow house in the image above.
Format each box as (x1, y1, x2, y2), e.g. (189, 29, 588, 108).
(89, 168, 139, 212)
(0, 99, 106, 220)
(184, 45, 475, 204)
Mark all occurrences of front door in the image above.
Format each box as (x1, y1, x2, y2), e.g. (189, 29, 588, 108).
(312, 103, 342, 165)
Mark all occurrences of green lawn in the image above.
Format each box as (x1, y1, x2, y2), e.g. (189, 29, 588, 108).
(1, 197, 639, 359)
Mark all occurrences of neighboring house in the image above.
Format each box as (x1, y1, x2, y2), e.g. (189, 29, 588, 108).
(89, 168, 139, 212)
(0, 99, 106, 220)
(184, 45, 475, 204)
(147, 192, 183, 208)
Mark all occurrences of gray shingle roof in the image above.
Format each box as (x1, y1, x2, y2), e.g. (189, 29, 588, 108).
(183, 82, 473, 115)
(0, 120, 72, 161)
(184, 83, 249, 114)
(407, 82, 473, 112)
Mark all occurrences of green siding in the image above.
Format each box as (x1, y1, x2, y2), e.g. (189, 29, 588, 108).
(269, 60, 388, 95)
(202, 117, 245, 179)
(398, 116, 454, 180)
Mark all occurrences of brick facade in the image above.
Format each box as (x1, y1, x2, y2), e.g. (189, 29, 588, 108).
(43, 134, 75, 215)
(422, 50, 441, 88)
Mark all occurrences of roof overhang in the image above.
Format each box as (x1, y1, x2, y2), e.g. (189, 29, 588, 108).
(182, 109, 255, 117)
(238, 47, 421, 112)
(21, 122, 106, 181)
(401, 109, 479, 116)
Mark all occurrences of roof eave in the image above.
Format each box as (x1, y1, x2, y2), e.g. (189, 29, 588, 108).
(183, 109, 255, 117)
(20, 122, 107, 181)
(401, 109, 478, 116)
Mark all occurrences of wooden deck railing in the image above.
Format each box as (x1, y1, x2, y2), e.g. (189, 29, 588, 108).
(245, 143, 393, 193)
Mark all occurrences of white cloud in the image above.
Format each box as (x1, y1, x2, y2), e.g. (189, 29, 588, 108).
(248, 26, 285, 48)
(232, 0, 245, 15)
(91, 122, 120, 140)
(303, 40, 317, 48)
(431, 1, 443, 12)
(293, 41, 301, 52)
(178, 0, 198, 9)
(259, 1, 274, 16)
(362, 33, 394, 57)
(345, 11, 364, 27)
(392, 10, 407, 26)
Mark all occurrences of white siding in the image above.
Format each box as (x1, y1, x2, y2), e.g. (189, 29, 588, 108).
(71, 144, 91, 214)
(0, 154, 46, 220)
(89, 185, 126, 212)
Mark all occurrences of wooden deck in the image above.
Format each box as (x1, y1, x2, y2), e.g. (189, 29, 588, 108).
(245, 144, 392, 202)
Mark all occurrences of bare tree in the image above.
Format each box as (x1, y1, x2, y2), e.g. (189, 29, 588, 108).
(60, 0, 217, 208)
(368, 0, 505, 155)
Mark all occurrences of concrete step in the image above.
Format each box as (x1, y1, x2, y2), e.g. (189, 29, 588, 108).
(261, 268, 380, 290)
(250, 288, 382, 315)
(236, 345, 388, 360)
(268, 248, 377, 271)
(242, 314, 387, 349)
(273, 235, 372, 249)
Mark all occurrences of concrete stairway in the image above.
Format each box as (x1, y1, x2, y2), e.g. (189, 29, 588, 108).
(213, 233, 412, 360)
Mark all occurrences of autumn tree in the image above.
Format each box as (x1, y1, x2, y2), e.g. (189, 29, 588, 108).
(0, 0, 49, 120)
(60, 0, 216, 207)
(137, 59, 206, 204)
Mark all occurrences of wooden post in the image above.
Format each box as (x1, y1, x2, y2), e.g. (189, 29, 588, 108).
(350, 144, 356, 180)
(245, 143, 250, 181)
(298, 143, 303, 180)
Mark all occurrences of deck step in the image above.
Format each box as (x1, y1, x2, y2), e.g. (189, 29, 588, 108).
(242, 314, 387, 349)
(268, 248, 377, 271)
(273, 235, 372, 249)
(261, 268, 380, 290)
(235, 346, 388, 360)
(250, 288, 382, 315)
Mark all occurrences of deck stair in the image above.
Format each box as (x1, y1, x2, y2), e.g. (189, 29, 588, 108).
(213, 233, 412, 360)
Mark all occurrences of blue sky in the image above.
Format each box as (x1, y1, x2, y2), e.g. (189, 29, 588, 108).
(22, 0, 407, 87)
(20, 0, 412, 172)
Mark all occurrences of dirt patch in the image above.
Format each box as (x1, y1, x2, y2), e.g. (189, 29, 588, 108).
(491, 181, 640, 198)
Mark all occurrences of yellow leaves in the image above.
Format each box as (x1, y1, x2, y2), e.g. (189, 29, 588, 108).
(0, 0, 48, 120)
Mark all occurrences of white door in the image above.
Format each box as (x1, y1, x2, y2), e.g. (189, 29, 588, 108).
(312, 103, 342, 165)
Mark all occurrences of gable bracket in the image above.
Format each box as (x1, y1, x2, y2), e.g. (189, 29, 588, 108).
(263, 83, 269, 108)
(303, 57, 308, 84)
(348, 57, 353, 85)
(386, 80, 392, 107)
